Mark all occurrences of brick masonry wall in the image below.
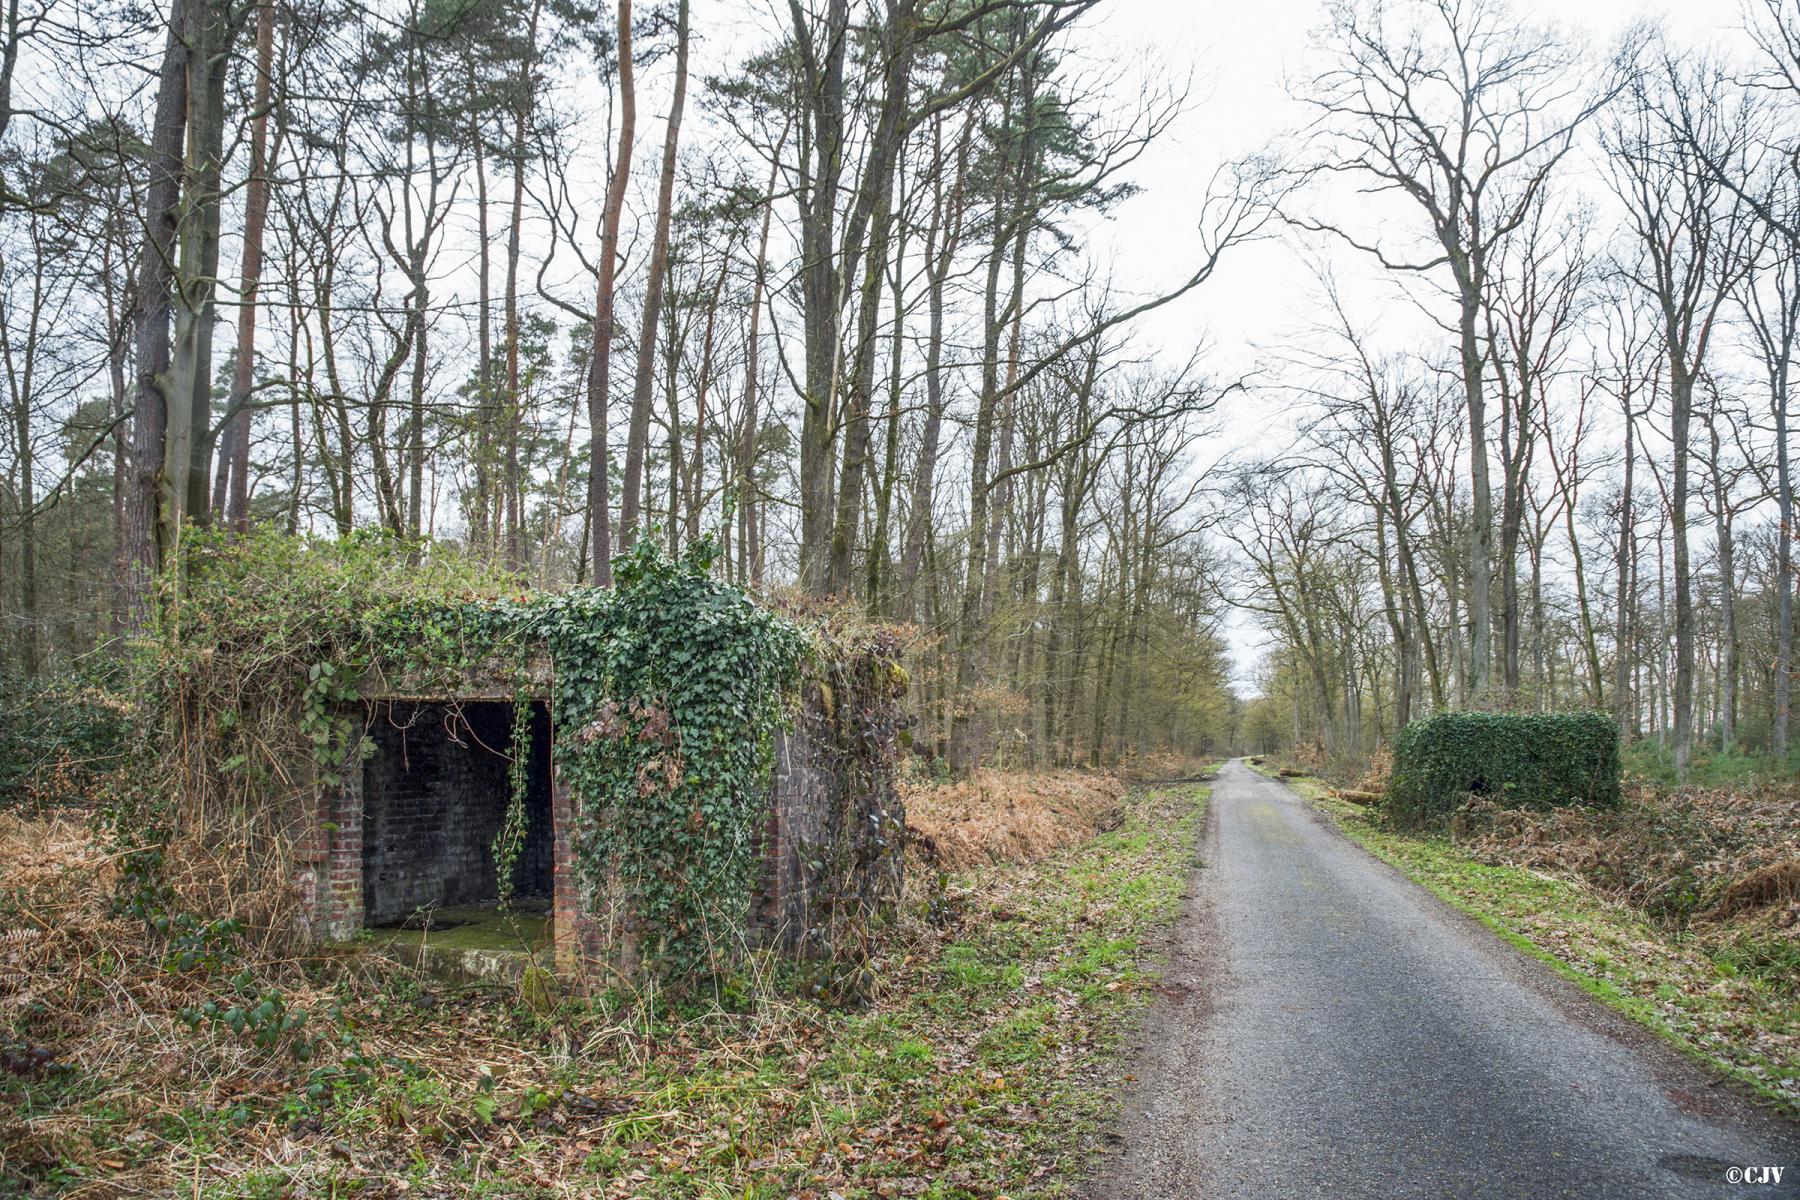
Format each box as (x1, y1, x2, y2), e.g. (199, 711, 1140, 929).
(750, 720, 830, 947)
(750, 674, 904, 957)
(306, 741, 365, 941)
(359, 701, 553, 926)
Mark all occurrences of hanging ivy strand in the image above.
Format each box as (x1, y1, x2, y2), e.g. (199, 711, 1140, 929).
(533, 537, 809, 979)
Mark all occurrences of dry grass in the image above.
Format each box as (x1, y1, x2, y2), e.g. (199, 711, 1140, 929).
(901, 768, 1127, 869)
(0, 810, 131, 1036)
(1454, 780, 1800, 937)
(0, 809, 335, 1195)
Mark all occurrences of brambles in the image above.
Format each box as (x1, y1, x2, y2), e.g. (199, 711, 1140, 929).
(0, 667, 131, 812)
(179, 977, 316, 1061)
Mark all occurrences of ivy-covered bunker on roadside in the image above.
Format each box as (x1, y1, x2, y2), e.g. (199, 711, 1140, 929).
(1386, 710, 1621, 828)
(158, 531, 906, 983)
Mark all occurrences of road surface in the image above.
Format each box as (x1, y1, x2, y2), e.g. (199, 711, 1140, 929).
(1086, 760, 1800, 1199)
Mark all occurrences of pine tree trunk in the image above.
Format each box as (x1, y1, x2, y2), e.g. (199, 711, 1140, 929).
(620, 0, 688, 548)
(124, 0, 189, 626)
(586, 0, 634, 587)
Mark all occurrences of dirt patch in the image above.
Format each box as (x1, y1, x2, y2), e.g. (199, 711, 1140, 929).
(903, 769, 1127, 869)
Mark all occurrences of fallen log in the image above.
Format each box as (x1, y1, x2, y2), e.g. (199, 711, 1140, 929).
(1277, 767, 1310, 778)
(1334, 789, 1384, 807)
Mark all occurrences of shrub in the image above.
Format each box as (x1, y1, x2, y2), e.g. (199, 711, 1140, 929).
(0, 665, 131, 810)
(1387, 710, 1620, 828)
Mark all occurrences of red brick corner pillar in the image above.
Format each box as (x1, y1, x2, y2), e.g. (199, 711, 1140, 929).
(551, 767, 603, 975)
(300, 733, 365, 940)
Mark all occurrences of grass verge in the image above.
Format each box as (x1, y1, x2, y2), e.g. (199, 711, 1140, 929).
(1274, 772, 1800, 1116)
(2, 784, 1207, 1198)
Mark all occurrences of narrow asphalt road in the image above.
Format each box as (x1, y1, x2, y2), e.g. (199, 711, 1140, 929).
(1087, 760, 1800, 1199)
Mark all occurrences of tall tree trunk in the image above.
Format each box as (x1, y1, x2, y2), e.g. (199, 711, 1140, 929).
(105, 232, 130, 636)
(660, 256, 683, 550)
(1493, 360, 1532, 697)
(1776, 344, 1794, 761)
(1708, 415, 1738, 752)
(1750, 259, 1798, 759)
(586, 0, 635, 587)
(168, 0, 237, 548)
(468, 99, 497, 552)
(620, 0, 689, 548)
(124, 0, 189, 626)
(1614, 395, 1636, 735)
(788, 0, 848, 593)
(866, 221, 907, 610)
(736, 129, 782, 588)
(827, 0, 919, 595)
(212, 0, 276, 532)
(1670, 357, 1695, 773)
(898, 115, 969, 617)
(8, 235, 40, 673)
(952, 44, 1031, 766)
(501, 0, 543, 569)
(1460, 288, 1494, 698)
(685, 247, 730, 544)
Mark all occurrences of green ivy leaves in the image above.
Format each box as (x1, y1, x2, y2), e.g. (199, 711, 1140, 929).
(535, 538, 808, 982)
(1389, 710, 1622, 828)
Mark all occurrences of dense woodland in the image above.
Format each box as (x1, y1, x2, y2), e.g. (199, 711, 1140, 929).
(0, 0, 1257, 774)
(1, 0, 1798, 779)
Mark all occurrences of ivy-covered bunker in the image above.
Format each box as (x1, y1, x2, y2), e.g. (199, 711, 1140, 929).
(269, 540, 908, 981)
(300, 663, 904, 977)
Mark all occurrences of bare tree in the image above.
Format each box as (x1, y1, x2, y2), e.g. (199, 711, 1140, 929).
(1604, 45, 1759, 774)
(1289, 0, 1608, 698)
(620, 0, 689, 548)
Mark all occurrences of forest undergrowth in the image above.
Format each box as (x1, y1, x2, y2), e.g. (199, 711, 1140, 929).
(0, 781, 1205, 1198)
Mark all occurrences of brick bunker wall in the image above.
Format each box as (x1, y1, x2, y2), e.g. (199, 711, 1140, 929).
(360, 701, 553, 926)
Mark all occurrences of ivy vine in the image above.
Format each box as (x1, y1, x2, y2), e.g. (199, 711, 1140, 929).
(490, 687, 535, 908)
